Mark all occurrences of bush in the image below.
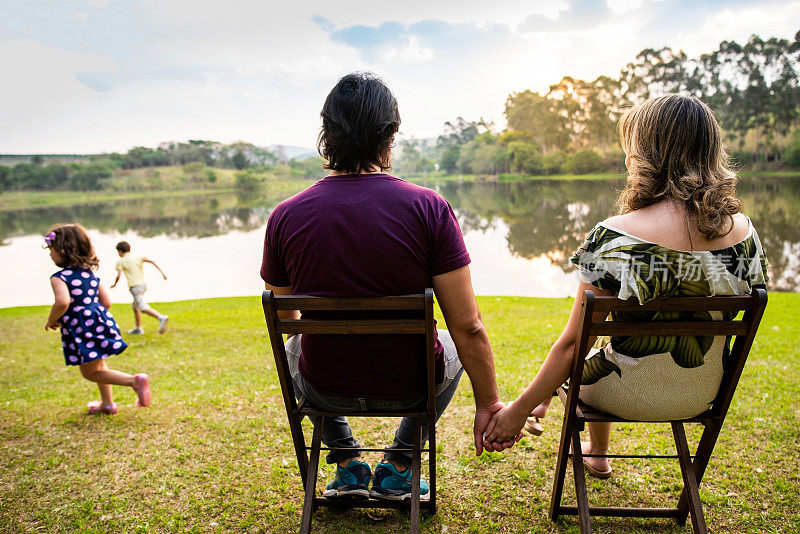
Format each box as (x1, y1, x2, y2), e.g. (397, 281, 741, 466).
(206, 169, 217, 183)
(68, 163, 112, 190)
(786, 132, 800, 169)
(563, 150, 604, 174)
(507, 141, 542, 174)
(0, 166, 11, 191)
(234, 171, 263, 190)
(183, 161, 206, 183)
(542, 152, 566, 175)
(600, 149, 626, 174)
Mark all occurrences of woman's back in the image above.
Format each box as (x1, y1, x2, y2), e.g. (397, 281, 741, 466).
(604, 201, 750, 253)
(571, 207, 768, 420)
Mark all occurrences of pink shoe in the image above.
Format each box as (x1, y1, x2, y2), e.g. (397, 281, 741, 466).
(132, 373, 151, 407)
(87, 400, 118, 415)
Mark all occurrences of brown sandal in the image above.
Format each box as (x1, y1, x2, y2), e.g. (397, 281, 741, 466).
(523, 416, 543, 436)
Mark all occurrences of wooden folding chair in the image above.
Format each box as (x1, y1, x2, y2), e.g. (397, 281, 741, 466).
(262, 289, 438, 534)
(550, 288, 768, 534)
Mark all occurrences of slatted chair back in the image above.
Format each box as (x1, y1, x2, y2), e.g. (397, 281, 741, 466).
(263, 289, 437, 534)
(551, 288, 768, 534)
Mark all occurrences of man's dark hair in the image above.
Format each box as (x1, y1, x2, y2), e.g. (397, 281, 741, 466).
(317, 72, 400, 175)
(116, 241, 131, 253)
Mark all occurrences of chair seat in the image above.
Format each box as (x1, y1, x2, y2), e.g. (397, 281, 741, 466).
(556, 388, 716, 425)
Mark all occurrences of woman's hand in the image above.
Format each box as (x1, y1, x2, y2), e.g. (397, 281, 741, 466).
(483, 400, 528, 446)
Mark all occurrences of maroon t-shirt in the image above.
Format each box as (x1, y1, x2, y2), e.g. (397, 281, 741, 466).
(260, 173, 471, 399)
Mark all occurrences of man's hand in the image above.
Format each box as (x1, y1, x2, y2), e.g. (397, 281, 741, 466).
(110, 283, 116, 289)
(482, 400, 527, 449)
(474, 400, 518, 455)
(162, 274, 168, 280)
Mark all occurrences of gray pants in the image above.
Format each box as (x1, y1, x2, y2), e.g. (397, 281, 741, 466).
(286, 330, 464, 467)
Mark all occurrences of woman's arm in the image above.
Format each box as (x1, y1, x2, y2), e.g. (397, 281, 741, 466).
(483, 281, 614, 443)
(45, 277, 70, 330)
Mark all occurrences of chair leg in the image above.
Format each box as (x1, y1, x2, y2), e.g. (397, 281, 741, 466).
(672, 422, 708, 534)
(677, 421, 720, 525)
(570, 428, 593, 534)
(550, 411, 576, 520)
(410, 418, 422, 534)
(300, 416, 323, 534)
(428, 419, 437, 515)
(289, 410, 310, 489)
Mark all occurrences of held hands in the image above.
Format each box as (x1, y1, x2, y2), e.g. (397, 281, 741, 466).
(474, 400, 522, 455)
(482, 400, 528, 447)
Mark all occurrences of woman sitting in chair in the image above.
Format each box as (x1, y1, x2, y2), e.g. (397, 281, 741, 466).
(483, 94, 769, 478)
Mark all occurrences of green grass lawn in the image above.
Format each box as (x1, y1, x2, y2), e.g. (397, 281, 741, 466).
(1, 295, 798, 533)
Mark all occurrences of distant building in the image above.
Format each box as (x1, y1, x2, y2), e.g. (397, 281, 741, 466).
(0, 154, 91, 166)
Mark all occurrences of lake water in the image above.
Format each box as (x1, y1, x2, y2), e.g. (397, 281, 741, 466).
(1, 176, 798, 308)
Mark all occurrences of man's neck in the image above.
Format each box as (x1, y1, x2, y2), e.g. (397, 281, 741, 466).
(327, 167, 385, 177)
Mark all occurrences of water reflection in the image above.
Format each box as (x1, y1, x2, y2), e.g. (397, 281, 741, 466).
(0, 190, 286, 244)
(439, 180, 623, 269)
(0, 176, 797, 307)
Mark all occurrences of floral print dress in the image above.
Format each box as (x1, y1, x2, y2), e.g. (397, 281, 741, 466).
(569, 216, 769, 420)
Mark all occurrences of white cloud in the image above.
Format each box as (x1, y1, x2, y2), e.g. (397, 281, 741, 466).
(378, 35, 435, 63)
(1, 1, 798, 153)
(607, 0, 645, 14)
(673, 0, 800, 55)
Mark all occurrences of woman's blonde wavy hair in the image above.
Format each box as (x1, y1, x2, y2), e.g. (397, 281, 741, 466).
(617, 94, 741, 240)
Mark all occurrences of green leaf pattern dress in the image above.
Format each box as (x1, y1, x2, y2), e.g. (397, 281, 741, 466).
(569, 216, 769, 420)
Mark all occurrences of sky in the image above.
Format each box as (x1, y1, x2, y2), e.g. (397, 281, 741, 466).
(1, 0, 799, 154)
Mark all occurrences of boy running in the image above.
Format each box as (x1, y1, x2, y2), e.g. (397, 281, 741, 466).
(111, 241, 169, 334)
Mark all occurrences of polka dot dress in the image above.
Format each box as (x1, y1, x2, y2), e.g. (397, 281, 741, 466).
(52, 267, 127, 366)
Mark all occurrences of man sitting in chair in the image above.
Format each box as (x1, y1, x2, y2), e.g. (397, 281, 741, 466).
(260, 72, 516, 501)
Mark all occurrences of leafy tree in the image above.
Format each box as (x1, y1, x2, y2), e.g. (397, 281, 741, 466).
(231, 150, 248, 170)
(440, 146, 460, 173)
(505, 90, 569, 152)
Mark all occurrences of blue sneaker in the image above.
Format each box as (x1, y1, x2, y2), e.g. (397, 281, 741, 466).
(323, 459, 371, 499)
(370, 462, 430, 501)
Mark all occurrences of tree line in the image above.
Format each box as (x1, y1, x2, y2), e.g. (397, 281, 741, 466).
(395, 31, 800, 177)
(0, 141, 325, 192)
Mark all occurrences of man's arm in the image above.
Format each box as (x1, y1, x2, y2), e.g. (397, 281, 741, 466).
(142, 258, 167, 280)
(110, 270, 122, 289)
(432, 265, 517, 455)
(265, 283, 300, 329)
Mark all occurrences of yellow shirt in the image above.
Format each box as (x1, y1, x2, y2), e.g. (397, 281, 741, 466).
(116, 253, 145, 287)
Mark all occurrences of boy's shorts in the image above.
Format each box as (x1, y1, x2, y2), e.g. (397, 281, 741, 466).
(129, 284, 149, 310)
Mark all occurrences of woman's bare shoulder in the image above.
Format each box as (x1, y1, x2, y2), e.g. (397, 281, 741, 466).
(727, 212, 751, 242)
